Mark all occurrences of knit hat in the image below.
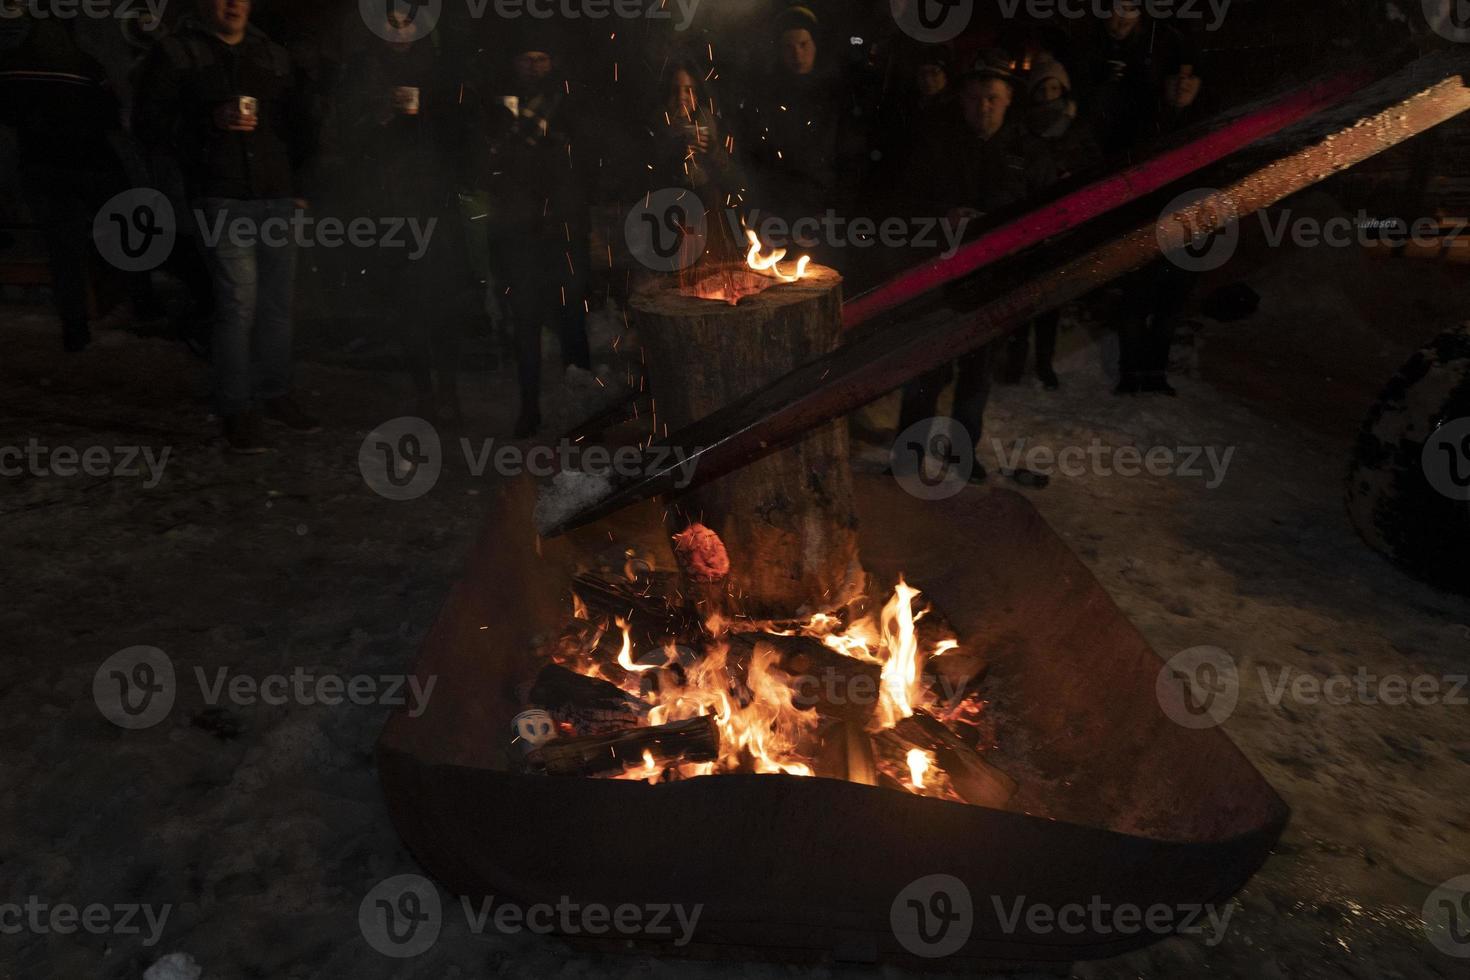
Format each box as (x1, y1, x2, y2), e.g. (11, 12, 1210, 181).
(916, 44, 951, 74)
(773, 4, 819, 36)
(963, 48, 1019, 87)
(1027, 55, 1072, 99)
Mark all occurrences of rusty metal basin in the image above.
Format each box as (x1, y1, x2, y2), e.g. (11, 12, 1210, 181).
(376, 474, 1287, 969)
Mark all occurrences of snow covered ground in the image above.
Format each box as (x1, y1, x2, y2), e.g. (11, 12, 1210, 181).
(2, 223, 1469, 978)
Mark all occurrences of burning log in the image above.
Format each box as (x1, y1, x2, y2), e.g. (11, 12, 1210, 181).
(570, 572, 698, 648)
(724, 631, 882, 722)
(876, 709, 1017, 810)
(632, 265, 864, 620)
(527, 663, 649, 736)
(523, 715, 720, 777)
(816, 718, 878, 785)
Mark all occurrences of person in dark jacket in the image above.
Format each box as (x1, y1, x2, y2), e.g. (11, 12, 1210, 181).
(133, 0, 319, 453)
(335, 9, 465, 424)
(1112, 55, 1210, 396)
(0, 16, 138, 352)
(740, 6, 860, 246)
(894, 58, 1057, 481)
(479, 35, 592, 439)
(1081, 0, 1197, 161)
(1002, 53, 1101, 391)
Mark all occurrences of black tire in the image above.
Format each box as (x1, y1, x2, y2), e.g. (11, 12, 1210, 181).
(1346, 322, 1470, 596)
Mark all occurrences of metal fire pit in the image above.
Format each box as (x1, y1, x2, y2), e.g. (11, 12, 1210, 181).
(377, 474, 1287, 969)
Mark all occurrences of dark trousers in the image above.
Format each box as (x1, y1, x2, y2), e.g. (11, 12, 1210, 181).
(1116, 261, 1196, 383)
(897, 341, 998, 454)
(366, 206, 462, 395)
(500, 236, 591, 414)
(1004, 311, 1059, 380)
(22, 165, 142, 349)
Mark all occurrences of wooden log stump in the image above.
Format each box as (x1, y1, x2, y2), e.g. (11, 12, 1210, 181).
(632, 266, 863, 621)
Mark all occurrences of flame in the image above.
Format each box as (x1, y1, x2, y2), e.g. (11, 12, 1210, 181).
(744, 230, 810, 283)
(876, 578, 924, 728)
(637, 640, 819, 777)
(572, 592, 589, 621)
(615, 618, 662, 673)
(567, 576, 961, 793)
(906, 748, 932, 789)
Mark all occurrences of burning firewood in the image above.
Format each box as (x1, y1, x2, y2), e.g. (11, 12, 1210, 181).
(526, 664, 649, 737)
(724, 631, 882, 722)
(815, 718, 877, 785)
(570, 572, 700, 649)
(523, 715, 720, 777)
(876, 709, 1017, 810)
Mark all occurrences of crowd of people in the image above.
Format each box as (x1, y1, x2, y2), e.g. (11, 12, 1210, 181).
(1, 0, 1211, 464)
